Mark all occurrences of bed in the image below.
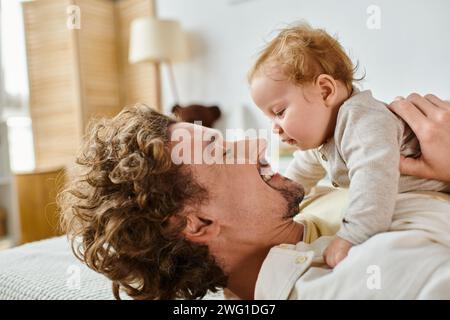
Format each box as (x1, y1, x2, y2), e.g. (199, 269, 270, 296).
(0, 236, 227, 300)
(0, 236, 124, 300)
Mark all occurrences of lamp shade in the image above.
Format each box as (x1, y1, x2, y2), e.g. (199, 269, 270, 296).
(129, 17, 188, 64)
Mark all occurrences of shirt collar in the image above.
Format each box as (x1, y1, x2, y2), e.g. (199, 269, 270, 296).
(254, 237, 332, 299)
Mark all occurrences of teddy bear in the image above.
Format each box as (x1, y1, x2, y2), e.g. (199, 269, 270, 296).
(171, 104, 221, 128)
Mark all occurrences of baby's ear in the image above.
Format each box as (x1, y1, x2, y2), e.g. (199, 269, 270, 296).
(316, 74, 336, 102)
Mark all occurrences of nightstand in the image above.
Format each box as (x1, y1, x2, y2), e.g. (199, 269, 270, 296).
(15, 167, 66, 244)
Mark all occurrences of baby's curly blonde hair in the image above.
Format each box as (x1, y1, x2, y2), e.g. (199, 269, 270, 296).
(248, 22, 358, 92)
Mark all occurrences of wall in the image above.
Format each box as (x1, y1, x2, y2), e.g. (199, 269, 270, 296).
(156, 0, 450, 132)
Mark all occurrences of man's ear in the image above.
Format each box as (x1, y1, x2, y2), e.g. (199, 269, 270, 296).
(183, 213, 220, 243)
(316, 74, 337, 106)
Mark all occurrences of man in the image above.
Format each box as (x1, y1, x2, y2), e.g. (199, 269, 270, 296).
(59, 94, 450, 300)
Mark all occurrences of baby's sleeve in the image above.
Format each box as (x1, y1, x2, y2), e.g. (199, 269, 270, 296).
(336, 105, 402, 245)
(285, 149, 327, 195)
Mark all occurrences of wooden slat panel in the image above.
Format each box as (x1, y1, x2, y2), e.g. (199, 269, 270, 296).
(23, 0, 82, 171)
(75, 0, 122, 128)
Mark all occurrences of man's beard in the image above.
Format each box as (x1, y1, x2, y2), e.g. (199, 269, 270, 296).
(268, 176, 304, 219)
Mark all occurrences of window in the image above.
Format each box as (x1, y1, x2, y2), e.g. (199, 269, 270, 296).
(1, 0, 35, 172)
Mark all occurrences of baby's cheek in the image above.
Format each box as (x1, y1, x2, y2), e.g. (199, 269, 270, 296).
(290, 120, 313, 140)
(282, 118, 301, 137)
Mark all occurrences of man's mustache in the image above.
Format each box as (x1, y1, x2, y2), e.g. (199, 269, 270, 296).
(270, 175, 305, 219)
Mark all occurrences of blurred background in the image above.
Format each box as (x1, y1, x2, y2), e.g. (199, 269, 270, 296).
(0, 0, 449, 249)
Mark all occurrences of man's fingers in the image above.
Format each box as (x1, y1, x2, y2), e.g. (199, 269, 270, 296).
(399, 155, 432, 179)
(406, 93, 439, 117)
(424, 93, 450, 111)
(388, 98, 429, 133)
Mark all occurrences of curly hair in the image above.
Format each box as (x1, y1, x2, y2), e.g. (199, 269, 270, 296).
(248, 22, 361, 92)
(58, 103, 228, 300)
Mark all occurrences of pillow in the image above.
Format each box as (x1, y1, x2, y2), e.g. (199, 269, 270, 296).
(294, 187, 348, 242)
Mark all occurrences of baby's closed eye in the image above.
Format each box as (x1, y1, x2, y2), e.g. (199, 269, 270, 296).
(273, 109, 285, 118)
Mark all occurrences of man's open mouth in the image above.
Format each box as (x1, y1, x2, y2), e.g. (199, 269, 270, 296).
(256, 151, 305, 218)
(257, 154, 275, 185)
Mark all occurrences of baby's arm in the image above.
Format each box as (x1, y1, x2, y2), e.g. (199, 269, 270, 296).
(337, 106, 401, 244)
(325, 104, 402, 267)
(285, 149, 327, 195)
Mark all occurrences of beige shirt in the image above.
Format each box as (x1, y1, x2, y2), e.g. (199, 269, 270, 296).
(285, 88, 450, 244)
(255, 190, 450, 299)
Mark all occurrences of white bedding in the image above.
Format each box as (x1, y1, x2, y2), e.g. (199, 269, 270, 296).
(0, 236, 224, 300)
(0, 236, 122, 300)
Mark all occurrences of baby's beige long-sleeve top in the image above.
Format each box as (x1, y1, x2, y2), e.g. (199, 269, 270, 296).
(285, 88, 450, 245)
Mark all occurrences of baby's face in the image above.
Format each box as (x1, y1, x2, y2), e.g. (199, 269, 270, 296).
(250, 72, 335, 150)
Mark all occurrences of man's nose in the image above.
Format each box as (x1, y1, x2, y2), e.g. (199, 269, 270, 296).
(234, 138, 267, 164)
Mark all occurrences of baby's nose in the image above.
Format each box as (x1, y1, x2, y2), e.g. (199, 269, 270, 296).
(272, 122, 283, 135)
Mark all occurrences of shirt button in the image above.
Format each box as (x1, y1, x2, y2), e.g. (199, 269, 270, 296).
(321, 153, 327, 161)
(332, 181, 339, 187)
(295, 256, 307, 264)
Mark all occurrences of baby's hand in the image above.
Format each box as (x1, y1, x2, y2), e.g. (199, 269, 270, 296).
(323, 237, 353, 268)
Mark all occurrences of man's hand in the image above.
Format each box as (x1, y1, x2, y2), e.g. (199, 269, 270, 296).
(388, 93, 450, 182)
(323, 237, 353, 268)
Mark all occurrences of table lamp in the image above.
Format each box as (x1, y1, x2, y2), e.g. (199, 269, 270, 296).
(129, 17, 188, 106)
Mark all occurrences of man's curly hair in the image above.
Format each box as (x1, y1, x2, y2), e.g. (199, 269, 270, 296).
(58, 103, 228, 300)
